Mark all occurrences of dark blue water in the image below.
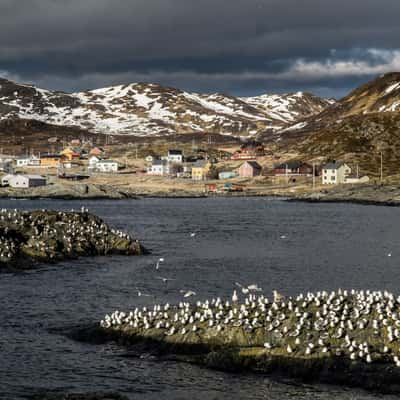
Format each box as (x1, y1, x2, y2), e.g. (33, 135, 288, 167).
(1, 197, 400, 399)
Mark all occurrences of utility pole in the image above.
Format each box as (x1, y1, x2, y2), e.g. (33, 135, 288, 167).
(312, 162, 315, 189)
(380, 151, 383, 183)
(285, 163, 289, 185)
(356, 163, 359, 179)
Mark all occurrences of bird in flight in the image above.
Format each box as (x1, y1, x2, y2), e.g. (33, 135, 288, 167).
(156, 257, 164, 269)
(235, 282, 262, 294)
(156, 276, 174, 283)
(180, 290, 196, 298)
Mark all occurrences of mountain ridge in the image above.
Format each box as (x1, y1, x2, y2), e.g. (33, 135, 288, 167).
(0, 78, 333, 137)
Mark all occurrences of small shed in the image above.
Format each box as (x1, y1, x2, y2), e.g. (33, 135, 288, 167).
(238, 161, 262, 177)
(218, 171, 238, 180)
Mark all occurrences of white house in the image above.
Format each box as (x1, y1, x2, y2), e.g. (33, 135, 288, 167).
(95, 160, 119, 172)
(167, 150, 183, 163)
(16, 155, 40, 167)
(322, 162, 351, 185)
(7, 174, 47, 188)
(88, 155, 103, 169)
(16, 157, 30, 167)
(148, 159, 169, 176)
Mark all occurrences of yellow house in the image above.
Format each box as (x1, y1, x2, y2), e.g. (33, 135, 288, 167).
(40, 154, 65, 168)
(192, 160, 211, 180)
(60, 147, 80, 161)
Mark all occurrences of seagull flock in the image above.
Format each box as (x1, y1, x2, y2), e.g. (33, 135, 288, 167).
(100, 288, 400, 367)
(0, 207, 133, 263)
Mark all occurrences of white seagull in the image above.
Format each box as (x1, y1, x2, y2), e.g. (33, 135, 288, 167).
(156, 257, 165, 269)
(235, 282, 262, 294)
(180, 290, 196, 298)
(156, 276, 174, 283)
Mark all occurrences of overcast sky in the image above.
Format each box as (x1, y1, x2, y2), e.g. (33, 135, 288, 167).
(1, 0, 400, 98)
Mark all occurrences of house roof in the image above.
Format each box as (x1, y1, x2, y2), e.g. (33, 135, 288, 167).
(12, 174, 46, 180)
(152, 159, 167, 166)
(194, 160, 208, 168)
(244, 161, 262, 169)
(97, 159, 118, 164)
(323, 161, 347, 170)
(90, 147, 104, 153)
(274, 161, 309, 170)
(168, 149, 183, 155)
(41, 154, 63, 159)
(240, 140, 263, 149)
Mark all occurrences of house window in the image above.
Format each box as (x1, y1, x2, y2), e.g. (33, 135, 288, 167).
(331, 176, 335, 181)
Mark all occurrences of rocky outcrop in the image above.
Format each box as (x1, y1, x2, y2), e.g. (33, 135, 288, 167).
(0, 209, 146, 270)
(0, 183, 133, 200)
(293, 182, 400, 206)
(73, 290, 400, 393)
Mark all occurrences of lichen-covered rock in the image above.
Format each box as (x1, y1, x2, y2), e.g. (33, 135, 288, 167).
(0, 208, 147, 270)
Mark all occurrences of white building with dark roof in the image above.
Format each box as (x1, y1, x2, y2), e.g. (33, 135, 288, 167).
(16, 155, 40, 167)
(148, 159, 169, 176)
(7, 174, 47, 188)
(167, 150, 183, 163)
(322, 161, 351, 184)
(95, 160, 119, 172)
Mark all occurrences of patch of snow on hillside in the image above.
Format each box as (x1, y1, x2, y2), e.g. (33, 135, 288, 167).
(385, 82, 400, 95)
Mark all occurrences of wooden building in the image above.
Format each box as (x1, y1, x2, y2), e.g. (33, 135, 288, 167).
(274, 162, 314, 176)
(192, 160, 212, 180)
(40, 155, 65, 168)
(238, 161, 262, 177)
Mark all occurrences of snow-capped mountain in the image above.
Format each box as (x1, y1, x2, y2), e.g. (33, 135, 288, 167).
(268, 72, 400, 140)
(0, 78, 332, 137)
(241, 92, 334, 124)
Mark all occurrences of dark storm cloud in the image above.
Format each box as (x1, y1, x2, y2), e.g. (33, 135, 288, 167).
(1, 0, 400, 97)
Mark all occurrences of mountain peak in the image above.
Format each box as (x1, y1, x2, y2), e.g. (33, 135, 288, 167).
(0, 79, 330, 137)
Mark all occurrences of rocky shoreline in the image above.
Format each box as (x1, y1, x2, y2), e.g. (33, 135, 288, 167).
(2, 181, 400, 207)
(0, 209, 146, 270)
(71, 290, 400, 394)
(293, 182, 400, 207)
(27, 392, 128, 400)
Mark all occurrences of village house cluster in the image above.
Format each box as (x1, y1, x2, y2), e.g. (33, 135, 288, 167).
(0, 141, 121, 188)
(147, 149, 213, 180)
(145, 140, 370, 188)
(15, 145, 119, 173)
(0, 136, 370, 190)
